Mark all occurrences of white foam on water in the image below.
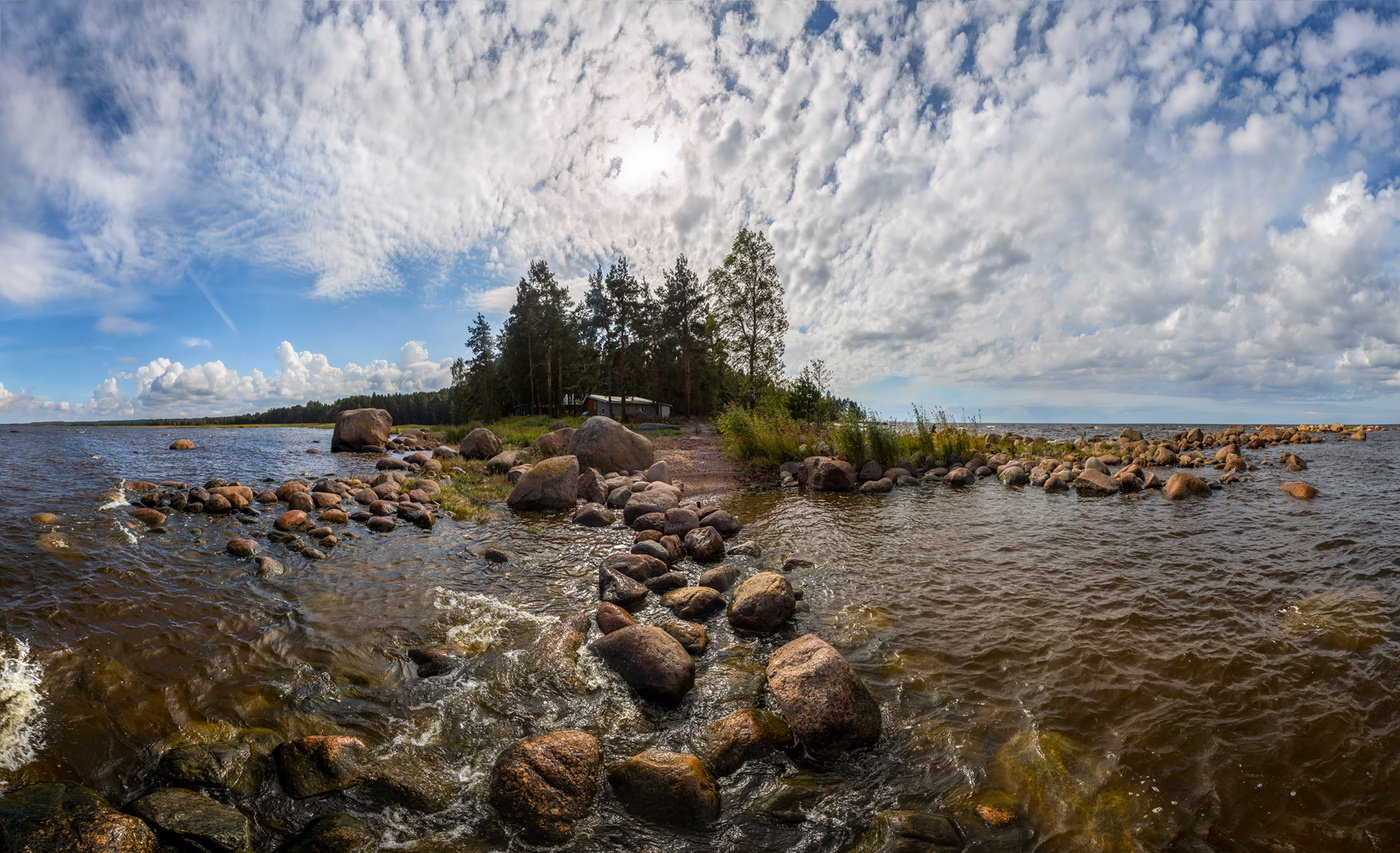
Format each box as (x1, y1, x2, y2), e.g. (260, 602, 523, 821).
(432, 588, 555, 654)
(0, 640, 44, 778)
(98, 479, 128, 511)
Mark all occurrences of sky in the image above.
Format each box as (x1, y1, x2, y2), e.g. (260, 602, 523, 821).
(1, 1, 1398, 425)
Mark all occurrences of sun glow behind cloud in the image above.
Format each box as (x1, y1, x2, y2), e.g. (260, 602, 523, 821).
(610, 126, 683, 195)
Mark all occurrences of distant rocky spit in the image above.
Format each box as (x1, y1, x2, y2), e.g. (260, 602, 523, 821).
(3, 411, 1384, 852)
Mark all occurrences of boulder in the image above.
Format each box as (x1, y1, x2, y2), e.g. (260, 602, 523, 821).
(645, 571, 688, 593)
(489, 730, 600, 844)
(765, 634, 881, 756)
(274, 736, 369, 799)
(1163, 472, 1210, 499)
(1073, 469, 1119, 496)
(277, 813, 374, 853)
(577, 467, 608, 505)
(683, 526, 725, 562)
(661, 620, 708, 655)
(661, 586, 725, 620)
(700, 509, 742, 537)
(797, 456, 858, 492)
(858, 460, 883, 483)
(590, 625, 695, 705)
(484, 450, 519, 474)
(596, 602, 637, 634)
(507, 455, 580, 511)
(459, 427, 503, 460)
(849, 810, 962, 853)
(945, 467, 975, 486)
(663, 507, 700, 537)
(644, 460, 671, 484)
(572, 503, 616, 526)
(128, 788, 251, 853)
(156, 742, 258, 794)
(598, 566, 649, 609)
(859, 478, 894, 494)
(997, 465, 1028, 486)
(169, 439, 196, 450)
(0, 782, 157, 853)
(602, 552, 668, 582)
(533, 427, 575, 458)
(407, 644, 470, 678)
(1119, 428, 1143, 442)
(698, 565, 741, 591)
(727, 572, 796, 633)
(1279, 481, 1318, 499)
(331, 408, 392, 452)
(129, 508, 167, 527)
(694, 709, 793, 777)
(568, 416, 655, 474)
(622, 488, 680, 525)
(606, 751, 719, 828)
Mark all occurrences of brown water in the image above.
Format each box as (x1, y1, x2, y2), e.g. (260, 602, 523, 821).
(1, 425, 1399, 851)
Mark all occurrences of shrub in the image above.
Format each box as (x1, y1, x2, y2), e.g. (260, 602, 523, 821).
(832, 410, 867, 464)
(715, 403, 803, 467)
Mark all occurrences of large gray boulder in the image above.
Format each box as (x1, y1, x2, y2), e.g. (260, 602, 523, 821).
(766, 634, 881, 756)
(797, 456, 858, 492)
(568, 416, 654, 474)
(459, 428, 503, 460)
(507, 456, 580, 510)
(331, 408, 392, 452)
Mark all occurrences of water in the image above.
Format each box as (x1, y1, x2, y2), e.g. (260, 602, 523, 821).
(1, 424, 1398, 851)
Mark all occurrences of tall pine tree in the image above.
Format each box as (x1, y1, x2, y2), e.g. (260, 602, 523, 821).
(708, 228, 787, 409)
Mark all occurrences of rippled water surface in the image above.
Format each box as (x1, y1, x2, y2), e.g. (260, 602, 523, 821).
(2, 424, 1399, 852)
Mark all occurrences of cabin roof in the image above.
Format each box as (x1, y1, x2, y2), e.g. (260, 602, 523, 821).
(586, 394, 667, 405)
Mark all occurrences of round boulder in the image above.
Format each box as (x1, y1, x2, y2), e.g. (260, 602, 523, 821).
(727, 572, 796, 633)
(694, 708, 793, 777)
(507, 455, 580, 511)
(458, 427, 503, 460)
(589, 625, 695, 705)
(1279, 481, 1318, 499)
(331, 408, 392, 452)
(606, 750, 719, 828)
(683, 526, 725, 562)
(766, 634, 881, 756)
(568, 416, 655, 475)
(573, 502, 616, 526)
(661, 586, 725, 621)
(596, 602, 637, 634)
(489, 730, 600, 845)
(1163, 472, 1211, 499)
(797, 456, 858, 492)
(169, 439, 195, 450)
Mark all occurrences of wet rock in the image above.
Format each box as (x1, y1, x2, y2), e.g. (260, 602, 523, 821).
(743, 772, 839, 823)
(576, 467, 608, 505)
(663, 507, 700, 537)
(632, 511, 667, 533)
(331, 409, 392, 452)
(603, 553, 667, 582)
(254, 556, 285, 577)
(0, 781, 157, 853)
(458, 427, 503, 460)
(859, 477, 894, 494)
(226, 538, 258, 558)
(365, 755, 458, 814)
(1073, 469, 1119, 496)
(780, 556, 815, 573)
(568, 416, 655, 475)
(368, 499, 397, 516)
(287, 492, 315, 512)
(590, 625, 695, 705)
(277, 813, 374, 853)
(631, 539, 673, 566)
(661, 586, 725, 620)
(1279, 481, 1318, 499)
(365, 516, 396, 533)
(623, 488, 680, 525)
(684, 526, 725, 562)
(169, 439, 196, 450)
(399, 506, 435, 529)
(946, 467, 975, 486)
(408, 644, 469, 677)
(662, 620, 708, 655)
(573, 502, 616, 526)
(1111, 470, 1142, 493)
(274, 510, 309, 532)
(606, 750, 719, 828)
(728, 572, 796, 633)
(310, 492, 341, 509)
(532, 427, 574, 458)
(987, 729, 1170, 853)
(699, 511, 742, 539)
(274, 736, 369, 799)
(658, 533, 685, 562)
(645, 571, 688, 593)
(525, 613, 591, 694)
(30, 512, 59, 526)
(729, 540, 762, 558)
(128, 787, 251, 853)
(1163, 472, 1210, 499)
(484, 450, 518, 475)
(129, 508, 167, 527)
(766, 634, 881, 757)
(997, 465, 1028, 486)
(156, 741, 257, 794)
(798, 456, 858, 491)
(206, 495, 236, 515)
(317, 508, 349, 525)
(849, 810, 962, 853)
(1281, 588, 1388, 650)
(699, 565, 741, 591)
(599, 566, 649, 609)
(695, 709, 793, 777)
(596, 602, 637, 634)
(489, 730, 600, 845)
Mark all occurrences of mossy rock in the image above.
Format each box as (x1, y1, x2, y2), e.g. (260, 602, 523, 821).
(1280, 589, 1389, 650)
(986, 729, 1171, 853)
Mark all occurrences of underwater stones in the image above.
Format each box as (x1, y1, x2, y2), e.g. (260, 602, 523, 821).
(157, 742, 257, 794)
(573, 502, 616, 526)
(278, 813, 375, 853)
(331, 408, 392, 452)
(684, 526, 725, 562)
(590, 625, 696, 705)
(506, 455, 580, 511)
(525, 613, 591, 694)
(729, 540, 762, 558)
(797, 456, 858, 492)
(662, 620, 708, 655)
(661, 586, 725, 620)
(849, 810, 962, 853)
(128, 788, 252, 853)
(363, 756, 459, 814)
(1281, 588, 1388, 650)
(727, 572, 796, 633)
(129, 508, 167, 527)
(253, 556, 285, 577)
(489, 730, 601, 844)
(596, 602, 637, 634)
(606, 750, 719, 828)
(1072, 469, 1119, 497)
(408, 644, 470, 677)
(766, 634, 881, 757)
(30, 512, 59, 526)
(0, 781, 157, 853)
(274, 736, 369, 799)
(1163, 472, 1210, 499)
(568, 416, 655, 475)
(987, 728, 1170, 853)
(1279, 481, 1318, 499)
(599, 566, 649, 609)
(225, 538, 258, 558)
(602, 552, 667, 582)
(695, 709, 793, 777)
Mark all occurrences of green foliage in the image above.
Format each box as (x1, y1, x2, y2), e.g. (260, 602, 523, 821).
(864, 418, 903, 467)
(708, 228, 788, 408)
(833, 409, 867, 464)
(786, 358, 840, 423)
(715, 402, 803, 467)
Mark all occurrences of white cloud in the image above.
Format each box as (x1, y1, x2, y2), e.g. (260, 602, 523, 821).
(181, 337, 211, 347)
(95, 316, 150, 336)
(1, 2, 1398, 413)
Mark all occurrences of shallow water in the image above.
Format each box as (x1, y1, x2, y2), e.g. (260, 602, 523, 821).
(1, 424, 1398, 851)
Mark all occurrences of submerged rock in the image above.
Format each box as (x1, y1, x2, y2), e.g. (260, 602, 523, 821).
(694, 708, 793, 777)
(1279, 481, 1318, 499)
(1281, 588, 1388, 650)
(274, 736, 369, 799)
(765, 634, 881, 757)
(278, 813, 375, 853)
(489, 730, 600, 845)
(156, 741, 257, 794)
(987, 729, 1171, 853)
(606, 750, 720, 828)
(128, 787, 252, 853)
(849, 809, 962, 853)
(407, 644, 470, 678)
(573, 502, 615, 527)
(0, 781, 156, 853)
(590, 625, 695, 706)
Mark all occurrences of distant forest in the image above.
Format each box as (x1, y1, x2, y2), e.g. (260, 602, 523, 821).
(53, 388, 455, 428)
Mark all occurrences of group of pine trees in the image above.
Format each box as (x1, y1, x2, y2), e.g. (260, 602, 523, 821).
(450, 228, 790, 423)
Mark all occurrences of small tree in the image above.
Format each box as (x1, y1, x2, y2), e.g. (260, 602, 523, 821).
(708, 228, 787, 409)
(786, 358, 835, 423)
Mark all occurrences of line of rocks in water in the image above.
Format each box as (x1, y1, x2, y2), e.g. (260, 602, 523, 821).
(782, 423, 1340, 500)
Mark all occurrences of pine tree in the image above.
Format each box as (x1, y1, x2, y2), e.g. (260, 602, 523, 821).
(708, 228, 787, 409)
(605, 256, 645, 420)
(660, 253, 707, 417)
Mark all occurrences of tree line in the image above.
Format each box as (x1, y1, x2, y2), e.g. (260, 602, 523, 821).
(451, 227, 791, 422)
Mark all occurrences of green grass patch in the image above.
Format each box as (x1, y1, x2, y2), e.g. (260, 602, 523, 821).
(714, 403, 806, 467)
(436, 461, 513, 523)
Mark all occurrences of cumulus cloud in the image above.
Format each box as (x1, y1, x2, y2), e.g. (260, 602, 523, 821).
(1, 2, 1398, 412)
